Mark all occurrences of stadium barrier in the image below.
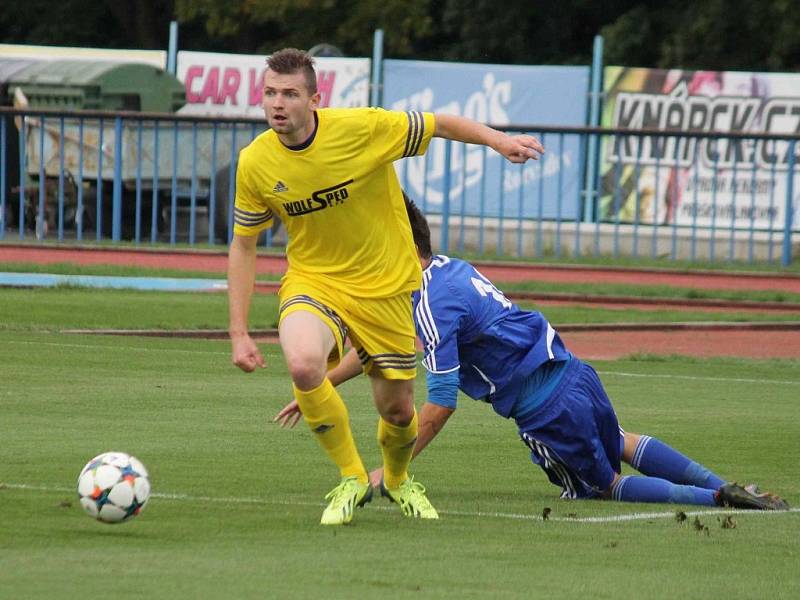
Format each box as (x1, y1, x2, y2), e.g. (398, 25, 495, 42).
(404, 127, 799, 265)
(0, 107, 797, 265)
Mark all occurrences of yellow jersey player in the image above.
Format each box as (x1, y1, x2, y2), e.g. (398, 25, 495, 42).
(228, 48, 544, 525)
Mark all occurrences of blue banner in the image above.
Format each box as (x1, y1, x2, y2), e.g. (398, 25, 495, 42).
(383, 60, 590, 220)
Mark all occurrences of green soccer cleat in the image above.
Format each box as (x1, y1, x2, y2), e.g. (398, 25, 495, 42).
(715, 482, 790, 511)
(320, 476, 373, 525)
(380, 476, 439, 519)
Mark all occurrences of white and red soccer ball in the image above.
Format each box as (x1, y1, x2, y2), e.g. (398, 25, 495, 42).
(77, 452, 150, 523)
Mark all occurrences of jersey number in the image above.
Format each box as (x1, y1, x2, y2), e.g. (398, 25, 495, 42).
(471, 277, 512, 308)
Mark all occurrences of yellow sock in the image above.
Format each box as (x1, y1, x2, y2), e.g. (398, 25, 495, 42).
(294, 380, 367, 484)
(377, 410, 418, 489)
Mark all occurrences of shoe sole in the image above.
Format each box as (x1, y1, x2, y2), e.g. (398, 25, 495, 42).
(719, 486, 790, 511)
(379, 482, 394, 503)
(357, 486, 374, 507)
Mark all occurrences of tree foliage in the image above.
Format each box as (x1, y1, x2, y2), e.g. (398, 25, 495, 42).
(172, 0, 434, 57)
(1, 0, 798, 72)
(0, 0, 174, 49)
(601, 0, 800, 71)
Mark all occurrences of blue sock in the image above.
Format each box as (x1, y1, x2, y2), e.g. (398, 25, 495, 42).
(612, 475, 718, 506)
(631, 436, 725, 490)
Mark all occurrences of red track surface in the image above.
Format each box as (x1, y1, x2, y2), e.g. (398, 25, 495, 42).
(3, 243, 799, 360)
(4, 243, 800, 292)
(470, 262, 800, 293)
(0, 245, 283, 274)
(561, 327, 800, 360)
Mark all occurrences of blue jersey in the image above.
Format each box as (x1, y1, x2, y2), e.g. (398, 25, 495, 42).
(412, 255, 570, 418)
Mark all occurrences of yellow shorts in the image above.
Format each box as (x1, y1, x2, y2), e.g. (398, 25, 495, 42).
(278, 278, 417, 380)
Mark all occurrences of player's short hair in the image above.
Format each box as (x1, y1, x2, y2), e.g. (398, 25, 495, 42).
(403, 192, 432, 259)
(266, 48, 317, 95)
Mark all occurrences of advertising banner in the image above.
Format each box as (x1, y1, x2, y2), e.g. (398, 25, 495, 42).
(176, 51, 370, 117)
(600, 67, 800, 230)
(383, 60, 589, 219)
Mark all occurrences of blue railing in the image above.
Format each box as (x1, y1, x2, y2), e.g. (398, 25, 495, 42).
(0, 107, 265, 246)
(400, 125, 798, 266)
(1, 107, 797, 265)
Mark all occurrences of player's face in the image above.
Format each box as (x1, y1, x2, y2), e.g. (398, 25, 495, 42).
(262, 70, 319, 144)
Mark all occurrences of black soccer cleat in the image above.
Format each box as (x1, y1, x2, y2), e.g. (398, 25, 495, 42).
(715, 482, 790, 511)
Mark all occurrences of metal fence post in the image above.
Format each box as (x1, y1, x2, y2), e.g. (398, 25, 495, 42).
(17, 116, 25, 240)
(167, 21, 179, 74)
(0, 116, 5, 240)
(37, 115, 45, 240)
(370, 29, 384, 108)
(782, 139, 796, 267)
(441, 139, 452, 253)
(57, 118, 65, 240)
(112, 116, 123, 241)
(582, 35, 603, 228)
(96, 118, 105, 241)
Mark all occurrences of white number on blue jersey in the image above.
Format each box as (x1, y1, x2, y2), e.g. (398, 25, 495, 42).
(470, 276, 512, 309)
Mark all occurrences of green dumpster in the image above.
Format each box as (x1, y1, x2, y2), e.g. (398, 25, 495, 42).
(6, 60, 185, 112)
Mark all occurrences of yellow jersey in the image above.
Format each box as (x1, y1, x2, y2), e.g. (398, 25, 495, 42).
(234, 107, 435, 298)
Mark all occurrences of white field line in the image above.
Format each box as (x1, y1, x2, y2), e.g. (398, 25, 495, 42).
(597, 370, 800, 386)
(5, 483, 798, 524)
(2, 339, 230, 356)
(4, 340, 799, 387)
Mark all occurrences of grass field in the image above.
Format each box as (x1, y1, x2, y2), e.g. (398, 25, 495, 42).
(5, 260, 800, 303)
(1, 287, 799, 598)
(2, 287, 799, 336)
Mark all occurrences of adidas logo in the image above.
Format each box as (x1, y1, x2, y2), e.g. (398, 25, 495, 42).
(273, 181, 288, 193)
(313, 424, 334, 434)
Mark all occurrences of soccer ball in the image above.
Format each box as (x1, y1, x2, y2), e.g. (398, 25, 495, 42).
(77, 452, 151, 523)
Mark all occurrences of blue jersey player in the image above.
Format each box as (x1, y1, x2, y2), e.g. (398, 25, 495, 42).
(276, 197, 789, 511)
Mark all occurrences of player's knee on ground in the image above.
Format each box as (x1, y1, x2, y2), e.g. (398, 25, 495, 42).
(600, 473, 623, 499)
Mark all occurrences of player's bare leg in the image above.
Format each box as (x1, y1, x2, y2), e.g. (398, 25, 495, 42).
(280, 311, 370, 524)
(279, 310, 336, 391)
(371, 376, 438, 519)
(371, 376, 415, 427)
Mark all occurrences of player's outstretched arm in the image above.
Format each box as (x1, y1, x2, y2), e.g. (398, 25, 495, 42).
(327, 348, 363, 386)
(274, 400, 303, 428)
(228, 233, 265, 372)
(433, 113, 544, 164)
(413, 401, 455, 460)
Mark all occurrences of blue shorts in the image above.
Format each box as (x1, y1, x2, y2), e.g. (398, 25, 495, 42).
(517, 359, 622, 499)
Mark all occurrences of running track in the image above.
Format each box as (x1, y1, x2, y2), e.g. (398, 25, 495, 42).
(3, 244, 800, 293)
(2, 244, 799, 360)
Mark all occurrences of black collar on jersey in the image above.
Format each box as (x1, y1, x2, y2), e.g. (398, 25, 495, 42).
(285, 111, 319, 151)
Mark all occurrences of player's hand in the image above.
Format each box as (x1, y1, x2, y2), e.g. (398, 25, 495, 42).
(369, 467, 384, 489)
(231, 333, 266, 372)
(496, 133, 544, 163)
(273, 400, 303, 428)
